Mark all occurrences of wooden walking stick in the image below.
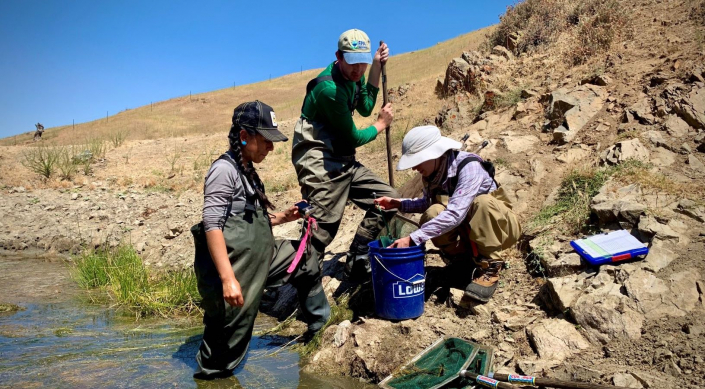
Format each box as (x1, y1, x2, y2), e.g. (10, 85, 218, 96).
(380, 40, 394, 187)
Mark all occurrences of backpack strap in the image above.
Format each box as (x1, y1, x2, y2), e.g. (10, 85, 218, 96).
(217, 154, 258, 212)
(450, 155, 499, 196)
(301, 73, 362, 115)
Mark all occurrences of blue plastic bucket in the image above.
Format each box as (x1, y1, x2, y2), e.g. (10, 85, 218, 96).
(368, 240, 426, 320)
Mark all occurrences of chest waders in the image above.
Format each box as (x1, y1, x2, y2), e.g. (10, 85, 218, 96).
(191, 176, 274, 378)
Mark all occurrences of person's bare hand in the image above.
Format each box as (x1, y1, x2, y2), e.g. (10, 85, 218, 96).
(375, 103, 393, 131)
(389, 236, 412, 248)
(222, 277, 244, 307)
(374, 196, 400, 210)
(373, 42, 390, 65)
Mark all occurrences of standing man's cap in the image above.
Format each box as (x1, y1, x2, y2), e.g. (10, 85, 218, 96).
(232, 100, 288, 142)
(338, 29, 373, 65)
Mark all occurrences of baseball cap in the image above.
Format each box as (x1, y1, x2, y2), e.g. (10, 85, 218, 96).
(338, 29, 373, 65)
(231, 100, 288, 142)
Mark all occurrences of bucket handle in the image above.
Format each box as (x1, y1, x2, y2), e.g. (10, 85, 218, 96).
(371, 253, 426, 285)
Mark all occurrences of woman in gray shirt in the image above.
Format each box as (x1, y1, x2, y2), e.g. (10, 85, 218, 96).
(192, 101, 329, 379)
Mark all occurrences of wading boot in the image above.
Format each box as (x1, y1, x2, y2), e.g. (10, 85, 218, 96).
(464, 260, 504, 303)
(344, 234, 373, 283)
(300, 285, 331, 343)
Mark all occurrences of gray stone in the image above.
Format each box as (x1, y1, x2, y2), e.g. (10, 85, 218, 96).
(572, 288, 644, 344)
(613, 373, 644, 388)
(625, 270, 701, 319)
(675, 199, 705, 223)
(638, 216, 680, 242)
(546, 274, 585, 311)
(526, 319, 590, 361)
(664, 115, 690, 137)
(547, 85, 606, 137)
(553, 125, 572, 144)
(334, 320, 352, 347)
(543, 253, 584, 277)
(651, 147, 677, 167)
(687, 154, 704, 170)
(503, 135, 539, 154)
(627, 97, 656, 125)
(491, 45, 514, 61)
(641, 241, 675, 272)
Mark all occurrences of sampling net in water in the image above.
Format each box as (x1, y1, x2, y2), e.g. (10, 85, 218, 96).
(379, 337, 493, 389)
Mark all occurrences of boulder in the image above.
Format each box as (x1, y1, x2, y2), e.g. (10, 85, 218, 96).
(600, 139, 650, 165)
(641, 241, 676, 273)
(442, 58, 471, 96)
(625, 97, 656, 125)
(546, 85, 607, 144)
(663, 115, 690, 137)
(572, 286, 644, 344)
(687, 154, 704, 171)
(591, 183, 646, 226)
(503, 135, 539, 154)
(581, 74, 613, 86)
(650, 147, 677, 167)
(517, 359, 561, 376)
(542, 253, 585, 278)
(545, 274, 586, 311)
(491, 45, 514, 61)
(662, 84, 705, 129)
(624, 270, 701, 319)
(526, 319, 590, 361)
(638, 216, 680, 242)
(675, 199, 705, 223)
(556, 146, 591, 164)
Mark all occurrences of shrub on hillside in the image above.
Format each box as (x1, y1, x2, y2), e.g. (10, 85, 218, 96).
(21, 144, 61, 179)
(488, 0, 630, 63)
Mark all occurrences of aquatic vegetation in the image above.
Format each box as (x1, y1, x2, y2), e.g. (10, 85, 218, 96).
(72, 245, 201, 318)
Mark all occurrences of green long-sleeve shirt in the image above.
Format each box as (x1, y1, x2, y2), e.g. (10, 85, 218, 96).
(301, 62, 379, 155)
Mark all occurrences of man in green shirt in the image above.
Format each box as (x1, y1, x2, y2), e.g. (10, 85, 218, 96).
(292, 28, 396, 285)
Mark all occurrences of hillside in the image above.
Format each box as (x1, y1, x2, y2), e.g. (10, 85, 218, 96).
(1, 0, 705, 387)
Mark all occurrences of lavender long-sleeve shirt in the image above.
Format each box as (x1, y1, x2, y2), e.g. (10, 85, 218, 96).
(401, 151, 496, 245)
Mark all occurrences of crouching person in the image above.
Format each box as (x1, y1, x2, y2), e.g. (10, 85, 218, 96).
(191, 101, 329, 379)
(374, 125, 521, 303)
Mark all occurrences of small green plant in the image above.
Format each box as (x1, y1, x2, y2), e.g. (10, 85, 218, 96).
(530, 167, 612, 234)
(57, 146, 80, 180)
(495, 87, 524, 109)
(110, 129, 128, 148)
(21, 144, 61, 178)
(86, 137, 107, 160)
(72, 245, 201, 317)
(165, 146, 181, 173)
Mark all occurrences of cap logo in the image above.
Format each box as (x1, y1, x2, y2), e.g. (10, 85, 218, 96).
(351, 40, 367, 50)
(270, 111, 278, 127)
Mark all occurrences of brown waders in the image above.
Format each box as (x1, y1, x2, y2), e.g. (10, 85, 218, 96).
(420, 187, 521, 302)
(292, 118, 398, 282)
(192, 206, 330, 379)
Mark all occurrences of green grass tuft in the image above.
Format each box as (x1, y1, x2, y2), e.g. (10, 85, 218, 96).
(297, 289, 355, 359)
(72, 245, 201, 318)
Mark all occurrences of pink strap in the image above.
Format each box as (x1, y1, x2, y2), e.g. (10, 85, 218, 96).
(287, 217, 317, 274)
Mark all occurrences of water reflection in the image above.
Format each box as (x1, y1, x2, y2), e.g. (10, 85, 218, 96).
(0, 256, 373, 388)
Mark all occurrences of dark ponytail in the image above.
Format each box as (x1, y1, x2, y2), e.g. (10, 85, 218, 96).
(228, 125, 274, 210)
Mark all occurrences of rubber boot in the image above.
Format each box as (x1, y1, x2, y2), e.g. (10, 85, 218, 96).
(344, 233, 374, 283)
(299, 283, 330, 342)
(464, 260, 504, 303)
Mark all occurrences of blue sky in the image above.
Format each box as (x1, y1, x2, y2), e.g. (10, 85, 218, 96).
(0, 0, 515, 138)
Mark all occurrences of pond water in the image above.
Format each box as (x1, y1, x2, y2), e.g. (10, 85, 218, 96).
(0, 255, 372, 388)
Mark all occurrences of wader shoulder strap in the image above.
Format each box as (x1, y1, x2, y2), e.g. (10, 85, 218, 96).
(217, 154, 258, 211)
(301, 74, 362, 115)
(450, 156, 499, 196)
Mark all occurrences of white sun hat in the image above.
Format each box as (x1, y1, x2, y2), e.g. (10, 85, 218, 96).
(397, 125, 462, 170)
